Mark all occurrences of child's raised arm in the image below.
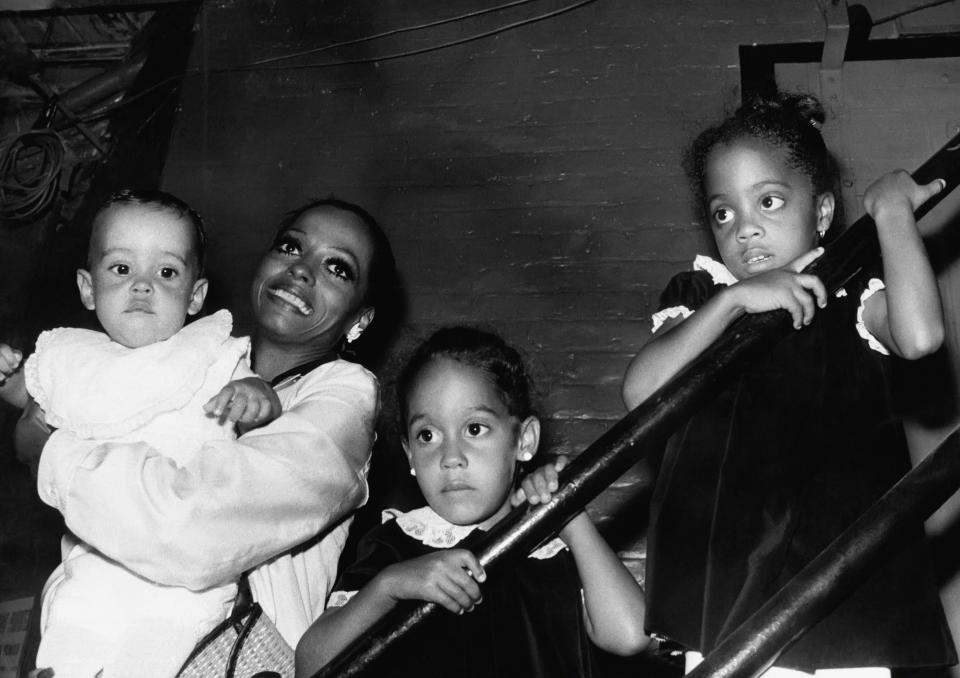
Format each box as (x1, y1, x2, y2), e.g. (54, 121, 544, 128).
(861, 171, 945, 359)
(0, 343, 28, 410)
(622, 247, 827, 409)
(512, 456, 650, 656)
(295, 549, 486, 677)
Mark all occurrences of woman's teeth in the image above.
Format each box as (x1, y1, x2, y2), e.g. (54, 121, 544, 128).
(270, 288, 313, 315)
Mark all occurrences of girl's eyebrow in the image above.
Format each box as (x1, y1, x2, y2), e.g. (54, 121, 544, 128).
(707, 180, 792, 203)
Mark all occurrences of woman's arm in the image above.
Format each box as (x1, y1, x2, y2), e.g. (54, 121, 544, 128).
(622, 247, 827, 410)
(36, 361, 377, 591)
(862, 172, 945, 359)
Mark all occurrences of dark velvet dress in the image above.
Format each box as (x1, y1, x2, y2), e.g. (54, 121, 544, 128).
(329, 507, 594, 678)
(644, 261, 956, 672)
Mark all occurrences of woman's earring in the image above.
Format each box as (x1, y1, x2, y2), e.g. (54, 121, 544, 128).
(519, 452, 532, 462)
(346, 324, 363, 344)
(409, 467, 416, 477)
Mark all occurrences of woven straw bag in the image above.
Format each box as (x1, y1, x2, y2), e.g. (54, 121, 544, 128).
(177, 578, 294, 678)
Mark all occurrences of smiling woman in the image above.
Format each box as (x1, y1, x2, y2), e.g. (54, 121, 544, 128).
(12, 195, 401, 677)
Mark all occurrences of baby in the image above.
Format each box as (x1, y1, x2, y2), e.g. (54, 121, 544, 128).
(0, 189, 279, 677)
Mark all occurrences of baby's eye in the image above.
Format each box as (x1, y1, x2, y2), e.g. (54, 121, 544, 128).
(760, 195, 785, 210)
(414, 428, 435, 444)
(109, 263, 130, 275)
(159, 267, 178, 279)
(465, 423, 489, 437)
(712, 207, 733, 226)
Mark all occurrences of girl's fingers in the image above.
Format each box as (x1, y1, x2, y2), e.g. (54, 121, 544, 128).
(790, 247, 824, 273)
(799, 274, 828, 309)
(794, 286, 816, 326)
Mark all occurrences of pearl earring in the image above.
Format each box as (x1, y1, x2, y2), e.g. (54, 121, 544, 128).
(409, 468, 416, 477)
(520, 452, 532, 462)
(346, 324, 363, 344)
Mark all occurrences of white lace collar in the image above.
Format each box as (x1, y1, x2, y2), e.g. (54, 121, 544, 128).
(383, 506, 566, 560)
(693, 255, 738, 286)
(692, 254, 849, 298)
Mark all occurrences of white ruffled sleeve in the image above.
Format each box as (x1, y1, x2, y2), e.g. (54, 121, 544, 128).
(856, 278, 890, 356)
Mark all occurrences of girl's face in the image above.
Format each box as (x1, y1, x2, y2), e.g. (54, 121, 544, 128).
(77, 204, 207, 348)
(403, 357, 539, 529)
(704, 137, 834, 280)
(251, 206, 375, 349)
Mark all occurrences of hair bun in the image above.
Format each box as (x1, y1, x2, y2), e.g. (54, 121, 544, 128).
(741, 91, 825, 131)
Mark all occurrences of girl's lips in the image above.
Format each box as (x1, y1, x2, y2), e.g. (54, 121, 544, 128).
(743, 250, 774, 266)
(267, 287, 314, 316)
(442, 481, 474, 493)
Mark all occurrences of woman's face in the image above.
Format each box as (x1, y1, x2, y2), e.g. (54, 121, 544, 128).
(251, 206, 375, 349)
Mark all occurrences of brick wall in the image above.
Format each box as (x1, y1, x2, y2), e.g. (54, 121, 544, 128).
(162, 0, 829, 573)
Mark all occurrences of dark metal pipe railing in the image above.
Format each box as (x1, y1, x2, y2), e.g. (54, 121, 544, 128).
(313, 131, 960, 678)
(688, 428, 960, 678)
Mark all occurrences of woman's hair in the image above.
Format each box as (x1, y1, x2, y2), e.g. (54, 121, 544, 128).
(683, 91, 844, 234)
(91, 188, 207, 274)
(396, 326, 537, 438)
(277, 197, 403, 364)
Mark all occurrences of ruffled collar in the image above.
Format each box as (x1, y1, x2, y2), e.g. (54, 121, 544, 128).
(383, 506, 566, 560)
(692, 254, 848, 298)
(693, 255, 738, 286)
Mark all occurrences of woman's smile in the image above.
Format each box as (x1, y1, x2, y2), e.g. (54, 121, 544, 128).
(267, 285, 314, 316)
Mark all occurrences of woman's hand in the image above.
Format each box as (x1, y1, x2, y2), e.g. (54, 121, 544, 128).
(0, 343, 22, 384)
(376, 549, 485, 614)
(204, 377, 282, 430)
(15, 398, 52, 477)
(726, 247, 827, 329)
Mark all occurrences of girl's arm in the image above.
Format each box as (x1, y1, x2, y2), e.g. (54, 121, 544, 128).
(295, 549, 485, 677)
(862, 172, 945, 359)
(622, 247, 827, 410)
(513, 458, 650, 656)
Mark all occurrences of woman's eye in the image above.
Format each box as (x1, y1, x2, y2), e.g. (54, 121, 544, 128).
(760, 195, 785, 210)
(465, 423, 489, 437)
(275, 237, 301, 256)
(712, 207, 733, 226)
(109, 264, 130, 275)
(159, 267, 178, 279)
(327, 258, 355, 282)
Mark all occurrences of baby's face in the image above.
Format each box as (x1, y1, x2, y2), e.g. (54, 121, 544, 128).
(78, 204, 206, 348)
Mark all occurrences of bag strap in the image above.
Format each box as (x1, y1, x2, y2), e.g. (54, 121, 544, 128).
(225, 600, 262, 678)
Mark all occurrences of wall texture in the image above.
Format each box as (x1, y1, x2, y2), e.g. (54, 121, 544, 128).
(162, 0, 832, 575)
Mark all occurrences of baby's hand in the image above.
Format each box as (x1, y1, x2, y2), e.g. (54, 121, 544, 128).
(864, 170, 945, 223)
(378, 549, 485, 614)
(728, 248, 827, 330)
(204, 377, 281, 429)
(512, 455, 569, 507)
(0, 343, 23, 384)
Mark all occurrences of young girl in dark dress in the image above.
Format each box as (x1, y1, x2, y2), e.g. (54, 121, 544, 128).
(296, 326, 649, 677)
(622, 92, 956, 676)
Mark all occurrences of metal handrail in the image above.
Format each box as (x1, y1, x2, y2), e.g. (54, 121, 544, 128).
(313, 130, 960, 678)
